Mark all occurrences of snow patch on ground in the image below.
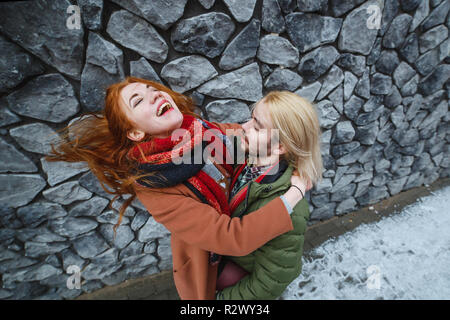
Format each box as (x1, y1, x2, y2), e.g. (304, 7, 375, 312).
(281, 186, 450, 300)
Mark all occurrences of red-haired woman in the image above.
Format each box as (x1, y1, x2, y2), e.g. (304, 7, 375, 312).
(47, 77, 310, 300)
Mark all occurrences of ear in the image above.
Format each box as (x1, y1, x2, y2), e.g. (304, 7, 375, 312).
(127, 129, 145, 142)
(274, 143, 287, 156)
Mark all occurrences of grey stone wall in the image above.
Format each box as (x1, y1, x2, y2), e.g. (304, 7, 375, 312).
(0, 0, 448, 299)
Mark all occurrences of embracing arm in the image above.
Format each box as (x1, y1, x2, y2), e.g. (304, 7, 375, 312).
(135, 186, 294, 256)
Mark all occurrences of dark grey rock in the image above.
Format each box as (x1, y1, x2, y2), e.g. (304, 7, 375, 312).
(331, 121, 355, 144)
(257, 35, 299, 68)
(331, 182, 357, 202)
(79, 171, 115, 200)
(205, 100, 251, 123)
(24, 241, 70, 259)
(82, 249, 122, 281)
(197, 63, 262, 102)
(264, 68, 303, 91)
(279, 0, 297, 13)
(297, 46, 340, 82)
(131, 211, 150, 231)
(130, 58, 161, 83)
(0, 35, 44, 93)
(120, 241, 145, 259)
(107, 10, 168, 63)
(80, 33, 124, 112)
(344, 95, 364, 121)
(310, 202, 336, 220)
(355, 68, 371, 99)
(138, 216, 170, 242)
(377, 122, 395, 144)
(379, 0, 399, 36)
(387, 177, 408, 194)
(220, 19, 260, 70)
(61, 249, 87, 271)
(17, 202, 66, 228)
(78, 0, 103, 30)
(297, 0, 328, 12)
(356, 186, 389, 206)
(171, 12, 235, 59)
(328, 84, 344, 114)
(0, 174, 46, 208)
(317, 66, 344, 100)
(401, 74, 419, 96)
(418, 64, 450, 95)
(419, 25, 448, 54)
(110, 0, 187, 30)
(6, 73, 79, 123)
(198, 0, 215, 9)
(338, 1, 381, 55)
(415, 46, 441, 76)
(72, 231, 109, 259)
(420, 0, 450, 31)
(286, 13, 342, 53)
(331, 142, 361, 158)
(295, 82, 322, 103)
(9, 123, 62, 155)
(336, 197, 357, 215)
(43, 181, 92, 205)
(316, 100, 340, 129)
(96, 210, 129, 225)
(401, 0, 420, 11)
(40, 158, 89, 187)
(337, 145, 366, 165)
(0, 106, 20, 128)
(161, 55, 217, 93)
(383, 14, 413, 49)
(223, 0, 257, 22)
(0, 138, 37, 173)
(49, 217, 98, 239)
(262, 0, 285, 33)
(355, 106, 384, 126)
(370, 73, 393, 95)
(375, 51, 400, 75)
(310, 193, 329, 208)
(329, 0, 365, 17)
(337, 53, 366, 77)
(409, 0, 430, 32)
(69, 196, 109, 217)
(393, 128, 420, 147)
(99, 224, 134, 250)
(393, 61, 416, 88)
(355, 121, 379, 145)
(3, 263, 62, 286)
(0, 0, 84, 79)
(384, 86, 402, 108)
(399, 33, 419, 64)
(404, 94, 424, 121)
(363, 95, 383, 112)
(367, 37, 382, 66)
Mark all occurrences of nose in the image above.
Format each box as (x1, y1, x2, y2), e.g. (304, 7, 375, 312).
(149, 89, 162, 104)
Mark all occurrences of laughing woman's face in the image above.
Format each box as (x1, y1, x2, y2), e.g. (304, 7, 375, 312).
(120, 82, 184, 141)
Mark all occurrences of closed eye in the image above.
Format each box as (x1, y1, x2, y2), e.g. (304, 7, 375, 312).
(134, 98, 143, 108)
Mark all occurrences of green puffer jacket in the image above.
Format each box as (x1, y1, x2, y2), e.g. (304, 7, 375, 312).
(217, 164, 310, 300)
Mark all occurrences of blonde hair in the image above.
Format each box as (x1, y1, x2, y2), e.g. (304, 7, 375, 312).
(262, 90, 323, 186)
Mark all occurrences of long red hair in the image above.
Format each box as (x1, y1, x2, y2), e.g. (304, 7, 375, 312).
(47, 77, 199, 236)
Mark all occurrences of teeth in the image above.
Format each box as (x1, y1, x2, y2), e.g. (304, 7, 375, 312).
(157, 102, 172, 116)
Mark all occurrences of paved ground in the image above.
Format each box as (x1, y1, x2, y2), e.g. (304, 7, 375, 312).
(77, 177, 450, 300)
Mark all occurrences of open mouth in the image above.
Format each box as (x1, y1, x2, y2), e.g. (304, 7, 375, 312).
(156, 101, 173, 117)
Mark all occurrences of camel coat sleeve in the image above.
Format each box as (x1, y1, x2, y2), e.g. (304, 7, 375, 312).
(135, 185, 294, 257)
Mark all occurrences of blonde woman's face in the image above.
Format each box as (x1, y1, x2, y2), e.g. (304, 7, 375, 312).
(120, 82, 184, 141)
(241, 101, 282, 158)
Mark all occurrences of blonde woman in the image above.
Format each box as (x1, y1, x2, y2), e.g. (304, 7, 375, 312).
(216, 90, 323, 300)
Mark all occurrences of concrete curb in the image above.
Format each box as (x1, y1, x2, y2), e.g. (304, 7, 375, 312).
(76, 177, 450, 300)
